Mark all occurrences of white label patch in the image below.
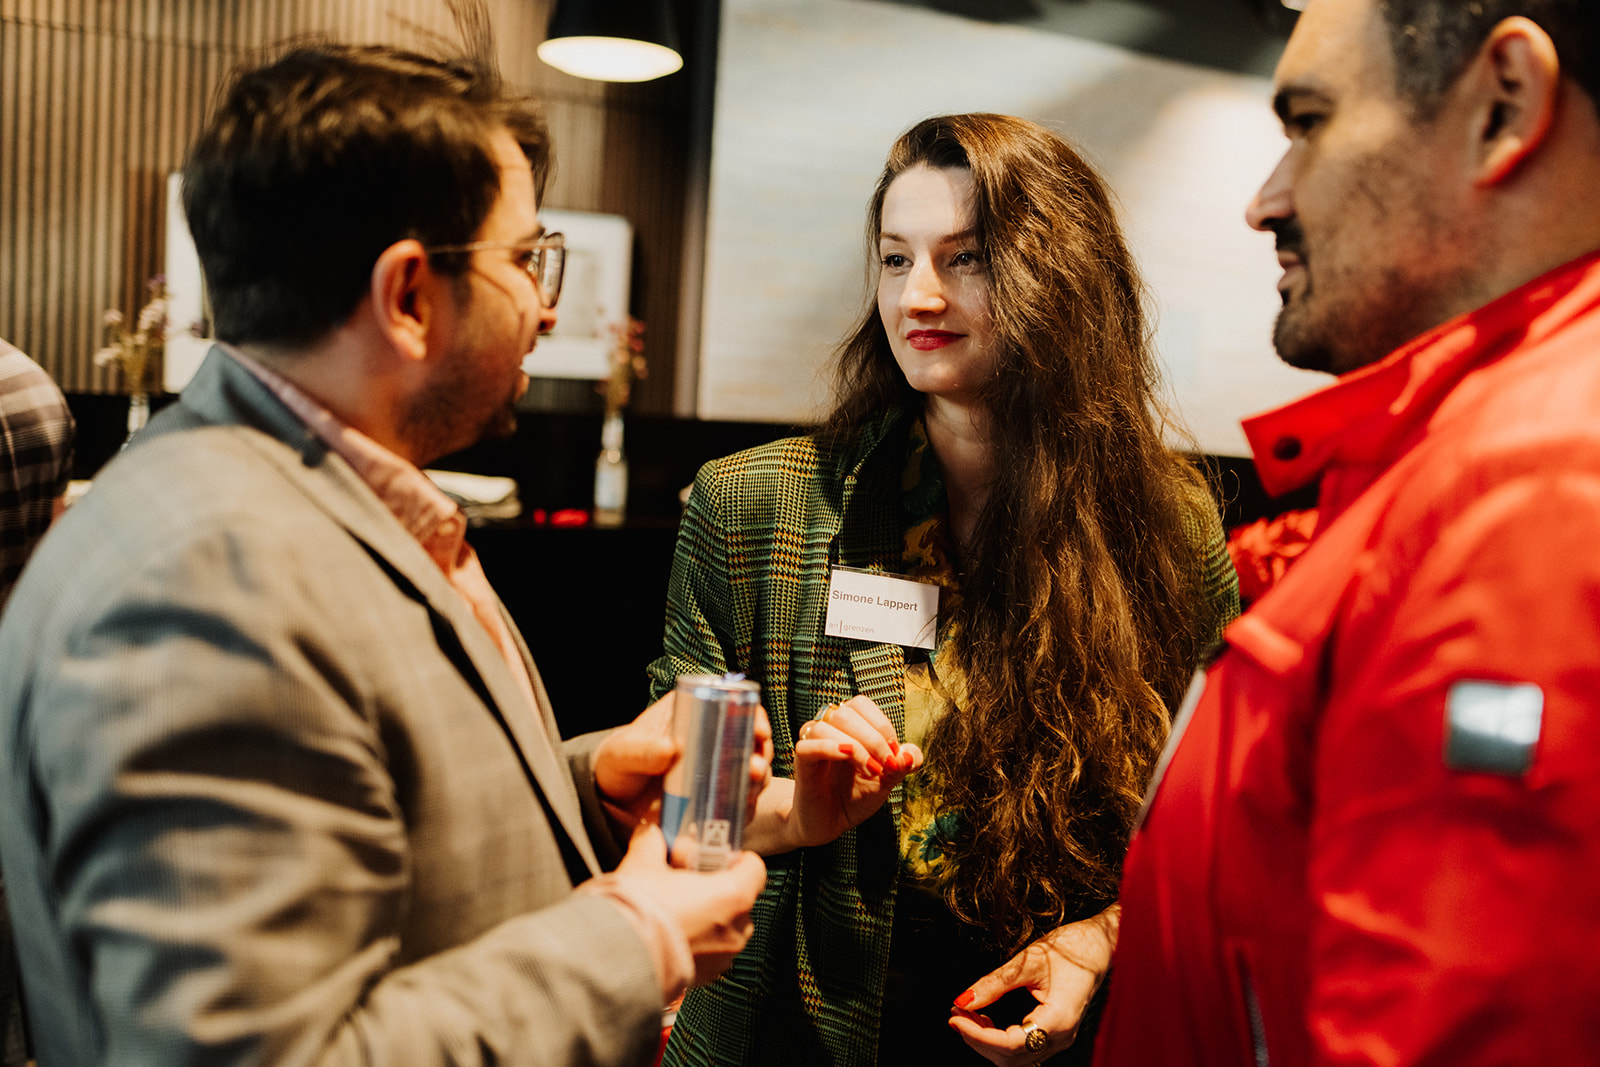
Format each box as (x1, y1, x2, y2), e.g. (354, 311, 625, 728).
(1444, 680, 1544, 777)
(823, 567, 940, 649)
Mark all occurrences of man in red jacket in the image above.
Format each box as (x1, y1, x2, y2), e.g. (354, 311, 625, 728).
(1095, 1, 1600, 1064)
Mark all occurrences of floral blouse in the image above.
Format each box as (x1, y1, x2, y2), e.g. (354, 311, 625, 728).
(895, 419, 968, 893)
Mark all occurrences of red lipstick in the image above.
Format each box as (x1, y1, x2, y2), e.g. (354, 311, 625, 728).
(906, 330, 962, 351)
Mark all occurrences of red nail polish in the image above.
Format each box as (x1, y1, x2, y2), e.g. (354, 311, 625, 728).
(866, 758, 884, 776)
(954, 990, 975, 1009)
(838, 743, 854, 757)
(889, 740, 901, 755)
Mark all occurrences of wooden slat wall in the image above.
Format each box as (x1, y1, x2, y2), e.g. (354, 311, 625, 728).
(0, 0, 693, 410)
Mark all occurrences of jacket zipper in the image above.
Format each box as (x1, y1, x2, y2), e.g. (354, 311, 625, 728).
(1238, 956, 1271, 1067)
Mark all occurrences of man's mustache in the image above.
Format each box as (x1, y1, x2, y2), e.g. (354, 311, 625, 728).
(1271, 217, 1307, 261)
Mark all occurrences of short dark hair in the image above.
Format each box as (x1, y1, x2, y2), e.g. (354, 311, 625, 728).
(182, 43, 551, 348)
(1380, 1, 1598, 117)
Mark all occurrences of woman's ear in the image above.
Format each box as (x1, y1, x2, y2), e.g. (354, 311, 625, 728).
(1472, 17, 1562, 187)
(369, 239, 434, 363)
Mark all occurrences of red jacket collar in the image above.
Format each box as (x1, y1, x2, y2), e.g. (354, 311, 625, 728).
(1244, 250, 1600, 523)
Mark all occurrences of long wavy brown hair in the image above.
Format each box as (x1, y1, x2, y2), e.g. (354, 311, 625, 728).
(823, 113, 1218, 953)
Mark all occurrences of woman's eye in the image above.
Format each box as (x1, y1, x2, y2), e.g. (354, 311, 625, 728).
(513, 249, 537, 270)
(881, 252, 910, 270)
(949, 250, 984, 272)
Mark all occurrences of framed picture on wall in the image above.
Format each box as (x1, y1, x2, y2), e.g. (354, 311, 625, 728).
(521, 208, 633, 380)
(163, 172, 213, 393)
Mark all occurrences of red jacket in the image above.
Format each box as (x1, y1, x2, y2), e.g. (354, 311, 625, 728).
(1095, 251, 1600, 1066)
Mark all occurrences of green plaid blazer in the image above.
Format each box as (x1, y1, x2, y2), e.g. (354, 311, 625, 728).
(650, 408, 1238, 1067)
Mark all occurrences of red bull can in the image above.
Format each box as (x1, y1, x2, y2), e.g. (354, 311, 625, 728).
(661, 673, 760, 871)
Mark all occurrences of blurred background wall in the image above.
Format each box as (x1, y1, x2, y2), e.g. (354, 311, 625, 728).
(0, 0, 703, 413)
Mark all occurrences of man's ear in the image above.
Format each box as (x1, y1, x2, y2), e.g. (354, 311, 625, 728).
(1472, 17, 1562, 186)
(370, 239, 435, 363)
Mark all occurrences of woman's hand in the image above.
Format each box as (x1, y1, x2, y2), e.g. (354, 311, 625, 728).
(947, 905, 1120, 1065)
(792, 695, 922, 847)
(744, 694, 922, 855)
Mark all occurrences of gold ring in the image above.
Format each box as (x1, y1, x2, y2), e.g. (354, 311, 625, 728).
(814, 703, 841, 725)
(1022, 1022, 1048, 1054)
(797, 721, 816, 741)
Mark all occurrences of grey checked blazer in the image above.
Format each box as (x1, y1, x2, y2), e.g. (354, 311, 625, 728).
(0, 348, 662, 1066)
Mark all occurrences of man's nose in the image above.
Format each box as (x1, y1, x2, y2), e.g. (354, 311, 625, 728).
(1246, 150, 1294, 233)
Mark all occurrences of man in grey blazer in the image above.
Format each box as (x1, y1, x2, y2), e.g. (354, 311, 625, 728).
(0, 43, 766, 1066)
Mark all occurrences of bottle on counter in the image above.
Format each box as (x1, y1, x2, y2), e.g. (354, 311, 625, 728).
(594, 410, 628, 527)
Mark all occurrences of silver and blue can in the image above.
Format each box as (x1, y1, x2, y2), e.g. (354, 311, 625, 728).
(661, 673, 761, 871)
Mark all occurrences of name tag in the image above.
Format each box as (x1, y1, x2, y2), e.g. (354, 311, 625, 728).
(823, 567, 940, 649)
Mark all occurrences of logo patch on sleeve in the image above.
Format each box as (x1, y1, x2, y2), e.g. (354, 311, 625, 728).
(1443, 680, 1543, 777)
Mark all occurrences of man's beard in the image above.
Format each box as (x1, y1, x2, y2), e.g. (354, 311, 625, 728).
(1267, 217, 1339, 375)
(1273, 306, 1338, 376)
(1265, 210, 1471, 378)
(401, 352, 522, 466)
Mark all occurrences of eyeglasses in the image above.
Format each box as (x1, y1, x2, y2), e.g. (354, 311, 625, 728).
(426, 233, 566, 309)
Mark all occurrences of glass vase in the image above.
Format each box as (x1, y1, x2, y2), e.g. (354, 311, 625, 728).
(123, 391, 150, 449)
(593, 411, 628, 527)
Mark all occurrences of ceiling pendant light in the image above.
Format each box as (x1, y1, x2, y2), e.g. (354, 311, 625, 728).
(537, 0, 684, 83)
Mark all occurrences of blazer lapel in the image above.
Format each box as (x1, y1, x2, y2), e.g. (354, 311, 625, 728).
(175, 348, 597, 866)
(303, 465, 600, 873)
(834, 416, 912, 736)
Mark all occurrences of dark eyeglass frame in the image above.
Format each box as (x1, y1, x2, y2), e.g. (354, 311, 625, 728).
(426, 233, 566, 309)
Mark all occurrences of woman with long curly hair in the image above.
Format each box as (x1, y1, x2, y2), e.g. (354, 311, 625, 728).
(650, 113, 1238, 1066)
